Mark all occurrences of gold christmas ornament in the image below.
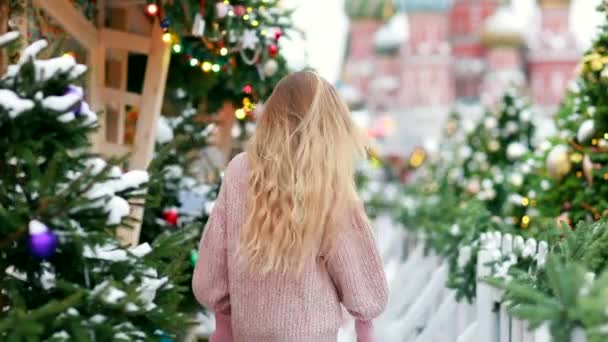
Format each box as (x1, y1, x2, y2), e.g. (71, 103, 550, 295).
(583, 154, 594, 185)
(546, 144, 572, 179)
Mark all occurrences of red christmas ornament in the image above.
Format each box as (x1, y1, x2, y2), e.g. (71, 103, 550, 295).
(274, 29, 282, 41)
(243, 84, 253, 94)
(162, 208, 179, 226)
(145, 3, 159, 16)
(234, 5, 246, 16)
(268, 44, 278, 57)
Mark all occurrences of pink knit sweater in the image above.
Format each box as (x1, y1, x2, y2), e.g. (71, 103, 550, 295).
(192, 153, 389, 342)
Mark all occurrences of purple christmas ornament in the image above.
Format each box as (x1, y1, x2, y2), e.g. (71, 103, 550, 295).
(63, 85, 84, 116)
(28, 220, 58, 259)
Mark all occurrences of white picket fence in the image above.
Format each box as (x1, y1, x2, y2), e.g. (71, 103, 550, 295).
(377, 227, 586, 342)
(191, 215, 586, 342)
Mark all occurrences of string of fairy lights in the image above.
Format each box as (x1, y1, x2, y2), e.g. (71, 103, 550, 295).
(143, 0, 286, 121)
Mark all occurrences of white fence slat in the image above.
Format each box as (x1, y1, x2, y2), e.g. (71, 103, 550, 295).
(456, 300, 476, 336)
(456, 322, 478, 342)
(511, 318, 525, 342)
(533, 324, 550, 342)
(476, 248, 497, 342)
(379, 245, 433, 321)
(380, 262, 449, 341)
(413, 290, 458, 342)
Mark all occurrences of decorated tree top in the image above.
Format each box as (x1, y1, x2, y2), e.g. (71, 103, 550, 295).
(156, 0, 293, 116)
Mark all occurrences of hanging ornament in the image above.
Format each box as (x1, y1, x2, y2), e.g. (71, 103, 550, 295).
(577, 119, 595, 143)
(243, 84, 253, 94)
(487, 140, 500, 152)
(263, 59, 279, 77)
(506, 142, 527, 161)
(234, 5, 246, 16)
(63, 85, 84, 116)
(465, 179, 481, 195)
(28, 220, 58, 259)
(145, 3, 159, 16)
(241, 30, 260, 50)
(583, 154, 594, 185)
(556, 212, 571, 227)
(216, 2, 229, 18)
(268, 44, 278, 57)
(546, 145, 572, 179)
(192, 13, 206, 37)
(160, 18, 171, 29)
(162, 208, 179, 226)
(190, 249, 199, 267)
(274, 28, 282, 41)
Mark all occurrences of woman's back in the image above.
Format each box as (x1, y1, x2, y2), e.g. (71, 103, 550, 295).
(193, 153, 388, 341)
(192, 71, 388, 342)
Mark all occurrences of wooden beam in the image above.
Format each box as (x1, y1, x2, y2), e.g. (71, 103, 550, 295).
(117, 19, 171, 246)
(95, 141, 132, 158)
(0, 0, 9, 75)
(101, 28, 151, 54)
(129, 20, 171, 170)
(101, 88, 143, 107)
(33, 0, 98, 50)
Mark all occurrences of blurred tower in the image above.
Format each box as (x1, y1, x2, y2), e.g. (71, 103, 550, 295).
(343, 0, 394, 97)
(479, 5, 526, 106)
(528, 0, 578, 112)
(385, 0, 453, 154)
(450, 0, 498, 100)
(398, 0, 454, 107)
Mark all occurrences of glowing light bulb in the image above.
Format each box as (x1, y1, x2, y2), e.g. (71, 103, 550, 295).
(202, 62, 212, 72)
(521, 197, 530, 206)
(247, 7, 253, 13)
(220, 47, 228, 56)
(172, 44, 182, 53)
(146, 3, 159, 16)
(212, 64, 221, 72)
(63, 52, 75, 58)
(243, 14, 250, 20)
(190, 58, 199, 67)
(162, 32, 172, 43)
(521, 215, 531, 228)
(235, 108, 247, 120)
(251, 20, 259, 27)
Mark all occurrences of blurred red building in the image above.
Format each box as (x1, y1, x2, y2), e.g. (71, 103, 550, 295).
(342, 0, 578, 153)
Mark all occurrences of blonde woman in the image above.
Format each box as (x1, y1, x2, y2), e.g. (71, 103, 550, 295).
(193, 71, 388, 342)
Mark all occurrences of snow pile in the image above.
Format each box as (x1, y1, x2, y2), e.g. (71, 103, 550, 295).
(374, 14, 408, 52)
(75, 158, 149, 225)
(156, 116, 174, 144)
(0, 31, 19, 47)
(84, 244, 129, 262)
(0, 89, 34, 118)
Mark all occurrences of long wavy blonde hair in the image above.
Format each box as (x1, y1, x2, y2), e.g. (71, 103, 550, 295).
(240, 71, 368, 275)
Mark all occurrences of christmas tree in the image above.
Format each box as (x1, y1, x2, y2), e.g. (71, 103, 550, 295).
(159, 0, 293, 127)
(0, 33, 188, 340)
(458, 89, 536, 217)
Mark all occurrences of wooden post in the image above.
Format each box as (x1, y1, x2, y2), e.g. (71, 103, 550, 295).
(89, 0, 106, 151)
(216, 102, 236, 164)
(0, 0, 9, 74)
(32, 0, 98, 50)
(129, 20, 171, 170)
(116, 19, 171, 246)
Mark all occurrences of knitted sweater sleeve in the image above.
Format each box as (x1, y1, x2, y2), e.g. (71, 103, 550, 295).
(327, 203, 389, 321)
(192, 181, 231, 316)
